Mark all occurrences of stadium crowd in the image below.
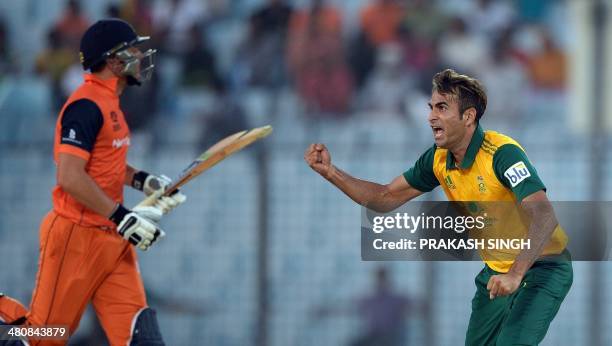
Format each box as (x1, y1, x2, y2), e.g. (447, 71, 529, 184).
(0, 0, 568, 145)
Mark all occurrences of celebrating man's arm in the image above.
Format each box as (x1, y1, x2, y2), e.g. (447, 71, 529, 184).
(304, 143, 423, 212)
(487, 144, 558, 299)
(487, 191, 558, 299)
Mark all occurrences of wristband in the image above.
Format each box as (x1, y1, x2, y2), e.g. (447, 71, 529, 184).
(109, 204, 130, 225)
(132, 171, 150, 191)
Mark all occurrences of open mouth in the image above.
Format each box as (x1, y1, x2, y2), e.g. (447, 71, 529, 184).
(432, 126, 444, 139)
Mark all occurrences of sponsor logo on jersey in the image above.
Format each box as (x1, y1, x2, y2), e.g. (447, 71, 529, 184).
(112, 136, 131, 149)
(62, 128, 82, 145)
(504, 161, 531, 187)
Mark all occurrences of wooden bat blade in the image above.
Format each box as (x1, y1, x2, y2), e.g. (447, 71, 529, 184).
(202, 130, 247, 158)
(176, 130, 247, 182)
(135, 125, 273, 208)
(167, 125, 272, 191)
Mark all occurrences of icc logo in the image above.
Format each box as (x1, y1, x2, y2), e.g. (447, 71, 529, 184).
(504, 162, 531, 187)
(110, 111, 121, 131)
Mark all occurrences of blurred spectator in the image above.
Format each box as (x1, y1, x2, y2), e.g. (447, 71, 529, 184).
(34, 29, 75, 112)
(119, 0, 155, 37)
(399, 0, 447, 93)
(349, 0, 407, 90)
(469, 0, 516, 38)
(397, 29, 442, 94)
(53, 0, 89, 50)
(288, 0, 342, 38)
(477, 35, 528, 122)
(151, 0, 207, 116)
(0, 18, 9, 78)
(495, 26, 530, 65)
(238, 0, 293, 89)
(152, 0, 207, 56)
(313, 267, 420, 346)
(359, 42, 415, 118)
(287, 0, 353, 116)
(347, 29, 376, 90)
(526, 27, 566, 90)
(359, 0, 405, 47)
(351, 267, 413, 346)
(251, 0, 292, 37)
(198, 79, 248, 149)
(106, 4, 121, 18)
(402, 0, 447, 42)
(438, 17, 488, 75)
(119, 70, 160, 133)
(182, 24, 221, 88)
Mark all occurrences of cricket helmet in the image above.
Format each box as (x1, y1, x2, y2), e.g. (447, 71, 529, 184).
(79, 18, 156, 85)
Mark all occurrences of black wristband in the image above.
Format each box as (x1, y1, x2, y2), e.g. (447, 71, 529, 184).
(132, 171, 150, 191)
(109, 204, 130, 225)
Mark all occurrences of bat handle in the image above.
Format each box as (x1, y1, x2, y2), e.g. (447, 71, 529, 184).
(133, 181, 180, 209)
(134, 189, 164, 208)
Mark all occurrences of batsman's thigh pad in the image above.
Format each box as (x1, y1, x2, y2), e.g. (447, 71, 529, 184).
(129, 308, 164, 346)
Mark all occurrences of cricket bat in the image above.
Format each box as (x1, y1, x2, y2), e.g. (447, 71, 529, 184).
(135, 125, 273, 208)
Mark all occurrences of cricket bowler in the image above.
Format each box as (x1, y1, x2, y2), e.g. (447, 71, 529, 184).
(305, 69, 572, 345)
(0, 19, 185, 345)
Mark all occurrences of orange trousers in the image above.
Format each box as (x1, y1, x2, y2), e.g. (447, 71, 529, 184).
(1, 210, 148, 346)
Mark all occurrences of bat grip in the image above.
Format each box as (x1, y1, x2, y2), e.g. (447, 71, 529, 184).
(133, 183, 179, 208)
(134, 189, 164, 208)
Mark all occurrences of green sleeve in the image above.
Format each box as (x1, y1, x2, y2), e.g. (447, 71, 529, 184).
(493, 144, 546, 202)
(403, 144, 440, 192)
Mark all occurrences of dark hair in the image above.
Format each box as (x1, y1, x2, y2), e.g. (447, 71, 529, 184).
(432, 69, 487, 122)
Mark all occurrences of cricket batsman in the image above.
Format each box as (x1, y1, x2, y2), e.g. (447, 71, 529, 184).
(305, 69, 572, 345)
(0, 19, 185, 345)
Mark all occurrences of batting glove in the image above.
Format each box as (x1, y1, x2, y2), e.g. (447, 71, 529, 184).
(133, 171, 187, 215)
(110, 204, 165, 251)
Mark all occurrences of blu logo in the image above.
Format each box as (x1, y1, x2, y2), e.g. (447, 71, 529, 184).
(504, 161, 531, 187)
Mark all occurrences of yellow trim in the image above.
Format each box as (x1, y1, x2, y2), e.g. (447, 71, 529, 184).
(481, 141, 497, 153)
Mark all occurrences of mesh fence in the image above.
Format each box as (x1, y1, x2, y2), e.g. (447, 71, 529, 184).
(0, 112, 610, 345)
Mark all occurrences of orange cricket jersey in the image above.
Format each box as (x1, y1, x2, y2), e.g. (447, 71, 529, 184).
(52, 74, 130, 228)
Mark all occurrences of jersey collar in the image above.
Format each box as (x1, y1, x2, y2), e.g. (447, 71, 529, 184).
(446, 124, 484, 170)
(84, 73, 120, 97)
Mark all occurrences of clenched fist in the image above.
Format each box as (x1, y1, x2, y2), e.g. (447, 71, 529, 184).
(304, 143, 334, 179)
(487, 272, 523, 299)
